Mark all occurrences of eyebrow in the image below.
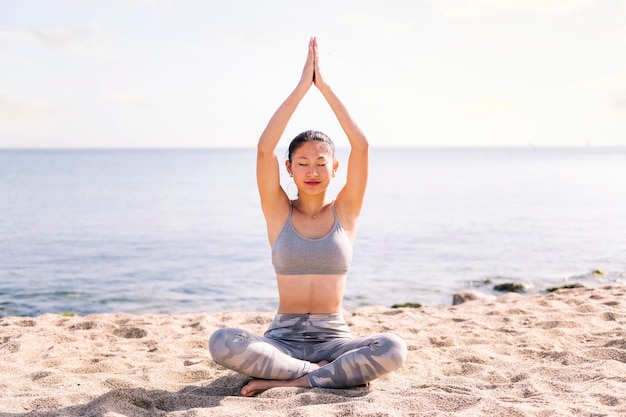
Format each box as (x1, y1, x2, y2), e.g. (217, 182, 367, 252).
(296, 156, 327, 160)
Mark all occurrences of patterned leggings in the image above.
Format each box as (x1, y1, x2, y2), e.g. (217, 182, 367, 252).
(208, 313, 407, 389)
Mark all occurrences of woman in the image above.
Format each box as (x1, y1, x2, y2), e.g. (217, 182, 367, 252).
(209, 37, 407, 397)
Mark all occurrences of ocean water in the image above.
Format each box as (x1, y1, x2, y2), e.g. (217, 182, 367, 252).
(1, 147, 625, 317)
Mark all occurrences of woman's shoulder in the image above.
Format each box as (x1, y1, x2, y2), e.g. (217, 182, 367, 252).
(263, 197, 292, 245)
(332, 197, 360, 240)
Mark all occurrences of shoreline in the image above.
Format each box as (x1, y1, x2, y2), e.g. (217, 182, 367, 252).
(1, 285, 625, 416)
(2, 276, 623, 319)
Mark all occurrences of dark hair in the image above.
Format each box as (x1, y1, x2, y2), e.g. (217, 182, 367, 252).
(287, 130, 335, 163)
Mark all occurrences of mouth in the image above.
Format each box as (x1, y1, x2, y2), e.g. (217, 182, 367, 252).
(304, 181, 321, 186)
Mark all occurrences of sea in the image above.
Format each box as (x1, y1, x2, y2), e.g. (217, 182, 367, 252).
(1, 147, 625, 317)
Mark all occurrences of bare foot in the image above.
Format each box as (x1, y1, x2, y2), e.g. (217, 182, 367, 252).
(241, 376, 309, 397)
(240, 361, 330, 397)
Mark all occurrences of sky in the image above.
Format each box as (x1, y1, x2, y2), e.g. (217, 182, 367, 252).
(1, 0, 625, 148)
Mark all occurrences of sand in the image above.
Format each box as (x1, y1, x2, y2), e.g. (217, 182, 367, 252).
(1, 285, 625, 416)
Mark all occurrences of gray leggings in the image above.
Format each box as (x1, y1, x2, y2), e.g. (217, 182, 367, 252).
(208, 313, 407, 389)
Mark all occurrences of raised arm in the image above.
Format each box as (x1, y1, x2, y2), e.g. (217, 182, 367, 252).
(312, 38, 369, 225)
(257, 38, 315, 231)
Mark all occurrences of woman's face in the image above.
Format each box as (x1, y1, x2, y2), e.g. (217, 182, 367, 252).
(287, 141, 338, 195)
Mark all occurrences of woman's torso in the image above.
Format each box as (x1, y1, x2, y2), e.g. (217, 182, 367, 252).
(271, 202, 354, 314)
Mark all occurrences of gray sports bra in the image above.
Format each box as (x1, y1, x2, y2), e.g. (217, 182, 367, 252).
(271, 203, 353, 275)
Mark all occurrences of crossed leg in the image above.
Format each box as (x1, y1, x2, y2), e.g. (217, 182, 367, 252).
(209, 327, 407, 396)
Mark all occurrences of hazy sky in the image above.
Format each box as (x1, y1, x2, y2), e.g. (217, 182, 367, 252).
(1, 0, 625, 148)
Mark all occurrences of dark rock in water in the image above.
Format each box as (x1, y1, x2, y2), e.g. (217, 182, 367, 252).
(452, 291, 497, 305)
(391, 302, 422, 309)
(464, 277, 494, 287)
(493, 282, 533, 293)
(546, 283, 585, 293)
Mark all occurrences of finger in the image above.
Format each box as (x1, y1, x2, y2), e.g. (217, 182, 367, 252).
(311, 39, 317, 64)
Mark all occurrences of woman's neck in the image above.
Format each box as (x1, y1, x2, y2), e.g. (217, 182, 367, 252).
(292, 197, 332, 219)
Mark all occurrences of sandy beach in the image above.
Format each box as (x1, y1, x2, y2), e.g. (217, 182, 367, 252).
(1, 285, 625, 416)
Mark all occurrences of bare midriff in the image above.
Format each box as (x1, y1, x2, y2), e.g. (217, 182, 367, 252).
(276, 274, 347, 314)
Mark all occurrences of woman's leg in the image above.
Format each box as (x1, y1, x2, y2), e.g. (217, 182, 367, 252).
(305, 333, 407, 389)
(208, 327, 310, 380)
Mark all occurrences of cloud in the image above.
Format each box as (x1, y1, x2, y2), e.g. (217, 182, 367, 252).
(0, 89, 52, 134)
(469, 98, 519, 112)
(344, 10, 414, 39)
(617, 24, 626, 43)
(575, 72, 626, 114)
(0, 54, 27, 65)
(432, 0, 593, 19)
(101, 92, 150, 108)
(614, 95, 626, 109)
(575, 70, 626, 94)
(0, 23, 111, 61)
